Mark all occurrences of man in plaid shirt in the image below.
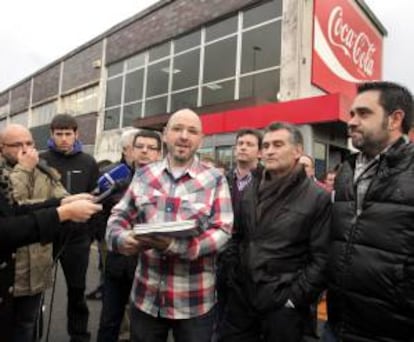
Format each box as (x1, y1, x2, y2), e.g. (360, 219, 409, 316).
(106, 108, 233, 342)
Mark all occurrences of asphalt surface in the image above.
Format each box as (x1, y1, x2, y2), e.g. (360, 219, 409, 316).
(42, 243, 102, 341)
(40, 243, 321, 342)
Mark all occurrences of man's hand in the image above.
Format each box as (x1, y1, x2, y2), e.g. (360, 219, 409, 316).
(118, 232, 150, 256)
(17, 148, 38, 171)
(136, 235, 173, 251)
(61, 193, 94, 204)
(57, 199, 102, 222)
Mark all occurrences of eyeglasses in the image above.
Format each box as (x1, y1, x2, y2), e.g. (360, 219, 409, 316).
(2, 141, 34, 148)
(133, 144, 160, 151)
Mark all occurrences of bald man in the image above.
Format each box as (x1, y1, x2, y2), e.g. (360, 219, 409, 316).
(106, 109, 234, 342)
(0, 124, 69, 340)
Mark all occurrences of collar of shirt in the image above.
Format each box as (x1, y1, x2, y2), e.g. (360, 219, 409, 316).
(161, 156, 201, 180)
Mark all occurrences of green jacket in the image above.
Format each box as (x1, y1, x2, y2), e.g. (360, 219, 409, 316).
(8, 161, 68, 296)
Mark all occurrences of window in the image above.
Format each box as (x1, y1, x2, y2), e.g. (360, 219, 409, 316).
(171, 89, 198, 112)
(241, 21, 282, 74)
(175, 30, 201, 53)
(203, 37, 237, 83)
(31, 102, 57, 127)
(149, 43, 170, 62)
(108, 62, 123, 77)
(105, 77, 123, 107)
(124, 69, 144, 103)
(172, 50, 200, 91)
(239, 69, 280, 101)
(10, 111, 28, 126)
(61, 86, 99, 116)
(206, 15, 238, 42)
(145, 96, 167, 117)
(126, 53, 145, 70)
(104, 108, 120, 130)
(123, 102, 142, 127)
(243, 0, 283, 28)
(202, 79, 235, 106)
(146, 60, 170, 97)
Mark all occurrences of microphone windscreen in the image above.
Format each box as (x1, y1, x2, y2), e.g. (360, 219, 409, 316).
(97, 164, 131, 193)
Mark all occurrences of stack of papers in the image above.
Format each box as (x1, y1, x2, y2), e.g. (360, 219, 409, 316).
(133, 219, 198, 238)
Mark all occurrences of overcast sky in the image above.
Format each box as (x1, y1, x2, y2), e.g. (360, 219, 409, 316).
(0, 0, 413, 92)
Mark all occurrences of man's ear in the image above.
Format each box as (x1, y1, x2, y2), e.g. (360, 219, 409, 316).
(388, 109, 405, 132)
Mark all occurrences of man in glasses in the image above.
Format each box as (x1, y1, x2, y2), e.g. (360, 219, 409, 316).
(97, 129, 162, 342)
(0, 123, 68, 340)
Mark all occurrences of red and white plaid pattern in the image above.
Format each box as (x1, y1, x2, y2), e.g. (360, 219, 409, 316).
(106, 157, 233, 318)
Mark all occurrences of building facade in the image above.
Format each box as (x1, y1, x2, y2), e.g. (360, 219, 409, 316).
(0, 0, 386, 177)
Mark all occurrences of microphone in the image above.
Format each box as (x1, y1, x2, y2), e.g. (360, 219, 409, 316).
(93, 164, 132, 203)
(97, 164, 132, 193)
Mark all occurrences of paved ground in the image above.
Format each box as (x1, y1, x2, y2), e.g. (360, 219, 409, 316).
(40, 243, 322, 341)
(42, 243, 102, 341)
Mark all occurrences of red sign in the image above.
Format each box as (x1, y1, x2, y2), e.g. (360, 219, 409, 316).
(312, 0, 383, 100)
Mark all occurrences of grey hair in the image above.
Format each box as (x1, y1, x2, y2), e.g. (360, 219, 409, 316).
(120, 128, 140, 148)
(263, 122, 303, 146)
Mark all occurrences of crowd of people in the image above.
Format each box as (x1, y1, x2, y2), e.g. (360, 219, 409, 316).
(1, 80, 414, 342)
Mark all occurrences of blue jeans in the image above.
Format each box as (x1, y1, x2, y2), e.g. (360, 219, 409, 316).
(321, 322, 338, 342)
(130, 305, 215, 342)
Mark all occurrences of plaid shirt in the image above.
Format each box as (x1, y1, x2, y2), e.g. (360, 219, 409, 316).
(106, 157, 233, 319)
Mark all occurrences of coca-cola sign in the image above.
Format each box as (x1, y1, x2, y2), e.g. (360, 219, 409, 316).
(312, 0, 383, 100)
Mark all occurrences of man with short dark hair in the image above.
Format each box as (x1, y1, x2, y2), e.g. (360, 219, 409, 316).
(324, 81, 414, 342)
(41, 113, 99, 342)
(219, 122, 330, 342)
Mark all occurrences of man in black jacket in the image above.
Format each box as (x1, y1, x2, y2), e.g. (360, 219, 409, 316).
(0, 189, 102, 342)
(219, 122, 330, 342)
(324, 81, 414, 342)
(40, 114, 99, 342)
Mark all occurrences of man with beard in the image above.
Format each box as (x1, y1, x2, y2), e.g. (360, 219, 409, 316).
(323, 81, 414, 342)
(219, 122, 330, 342)
(106, 109, 233, 342)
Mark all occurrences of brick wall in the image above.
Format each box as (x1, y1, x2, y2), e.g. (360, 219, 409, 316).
(10, 81, 30, 114)
(106, 0, 261, 64)
(62, 42, 103, 93)
(32, 64, 60, 104)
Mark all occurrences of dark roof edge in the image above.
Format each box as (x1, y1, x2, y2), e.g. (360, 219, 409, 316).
(355, 0, 387, 36)
(0, 0, 170, 95)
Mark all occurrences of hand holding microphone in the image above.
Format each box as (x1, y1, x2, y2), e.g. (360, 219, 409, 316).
(57, 199, 102, 222)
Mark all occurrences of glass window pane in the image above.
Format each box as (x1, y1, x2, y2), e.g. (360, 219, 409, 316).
(216, 146, 234, 171)
(243, 0, 283, 28)
(105, 77, 123, 107)
(108, 62, 123, 77)
(123, 102, 142, 127)
(206, 15, 238, 42)
(145, 96, 167, 117)
(171, 89, 198, 113)
(149, 43, 170, 62)
(239, 70, 280, 101)
(10, 112, 28, 126)
(104, 108, 120, 130)
(204, 37, 237, 83)
(146, 60, 170, 97)
(124, 69, 144, 103)
(175, 30, 201, 53)
(202, 79, 235, 106)
(172, 50, 200, 91)
(126, 53, 145, 70)
(241, 21, 282, 74)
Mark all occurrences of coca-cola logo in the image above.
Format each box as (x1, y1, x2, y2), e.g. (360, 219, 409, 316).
(327, 6, 376, 77)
